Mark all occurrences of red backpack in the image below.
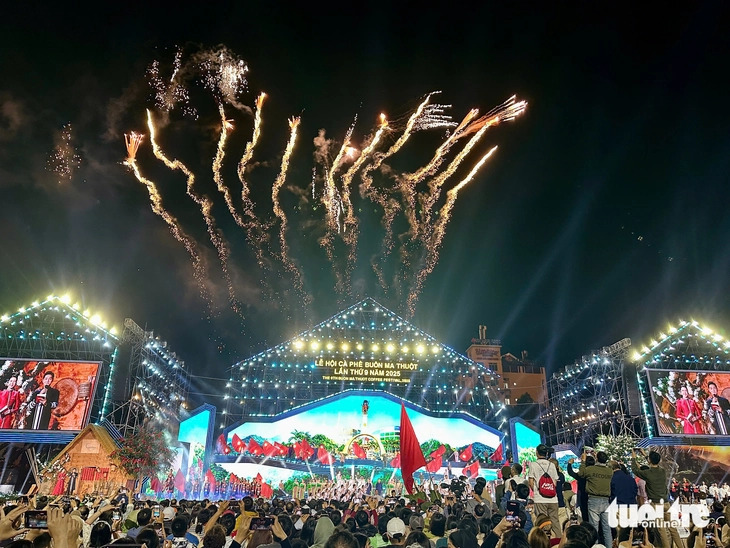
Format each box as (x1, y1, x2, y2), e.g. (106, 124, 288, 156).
(536, 461, 557, 498)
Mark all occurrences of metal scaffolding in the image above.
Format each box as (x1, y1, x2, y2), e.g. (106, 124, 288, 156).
(104, 318, 190, 437)
(541, 338, 646, 447)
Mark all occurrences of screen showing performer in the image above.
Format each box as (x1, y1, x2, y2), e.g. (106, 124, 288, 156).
(0, 359, 101, 431)
(646, 369, 730, 436)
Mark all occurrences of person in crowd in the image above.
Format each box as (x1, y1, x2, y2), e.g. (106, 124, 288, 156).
(610, 462, 638, 506)
(631, 450, 682, 548)
(570, 451, 612, 548)
(527, 445, 561, 539)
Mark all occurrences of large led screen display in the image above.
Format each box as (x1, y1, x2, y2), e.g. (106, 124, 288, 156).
(0, 359, 101, 432)
(227, 393, 501, 460)
(646, 369, 730, 436)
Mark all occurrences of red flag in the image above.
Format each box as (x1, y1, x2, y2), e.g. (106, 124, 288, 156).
(429, 445, 446, 459)
(459, 444, 473, 461)
(150, 477, 162, 493)
(255, 473, 263, 484)
(317, 445, 333, 465)
(399, 403, 426, 494)
(390, 453, 401, 468)
(230, 473, 238, 483)
(205, 469, 216, 486)
(293, 440, 302, 459)
(489, 444, 504, 463)
(232, 433, 245, 453)
(300, 438, 314, 458)
(352, 441, 366, 459)
(217, 434, 230, 454)
(463, 460, 479, 479)
(274, 442, 288, 456)
(261, 483, 273, 498)
(248, 438, 263, 455)
(262, 441, 276, 457)
(174, 469, 186, 492)
(425, 455, 442, 473)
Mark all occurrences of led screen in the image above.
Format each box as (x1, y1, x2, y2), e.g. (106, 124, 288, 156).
(179, 407, 213, 475)
(646, 369, 730, 436)
(228, 393, 501, 460)
(510, 418, 542, 463)
(0, 358, 101, 432)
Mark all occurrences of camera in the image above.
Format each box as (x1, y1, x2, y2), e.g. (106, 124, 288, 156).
(251, 517, 274, 530)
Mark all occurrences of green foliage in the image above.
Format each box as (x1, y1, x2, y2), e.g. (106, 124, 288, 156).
(110, 426, 176, 482)
(595, 434, 638, 463)
(517, 447, 537, 464)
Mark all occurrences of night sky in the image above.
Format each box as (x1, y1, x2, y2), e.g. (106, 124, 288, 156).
(2, 3, 729, 406)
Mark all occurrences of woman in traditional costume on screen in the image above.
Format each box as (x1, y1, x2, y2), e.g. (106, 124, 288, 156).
(704, 381, 730, 435)
(361, 400, 369, 429)
(675, 385, 704, 434)
(0, 375, 20, 428)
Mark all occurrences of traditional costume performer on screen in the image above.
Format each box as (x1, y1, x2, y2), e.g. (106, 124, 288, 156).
(675, 385, 703, 434)
(29, 371, 60, 430)
(704, 381, 730, 435)
(0, 375, 20, 428)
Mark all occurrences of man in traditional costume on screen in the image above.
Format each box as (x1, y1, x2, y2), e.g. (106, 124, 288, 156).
(28, 371, 60, 430)
(704, 381, 730, 435)
(675, 385, 703, 434)
(0, 375, 20, 428)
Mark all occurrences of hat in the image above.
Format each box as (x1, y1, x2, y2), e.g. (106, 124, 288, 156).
(163, 507, 176, 520)
(409, 515, 425, 531)
(387, 517, 406, 537)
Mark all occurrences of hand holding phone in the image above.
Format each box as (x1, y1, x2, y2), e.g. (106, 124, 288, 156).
(25, 510, 48, 529)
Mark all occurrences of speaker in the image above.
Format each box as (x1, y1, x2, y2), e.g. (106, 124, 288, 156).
(111, 341, 133, 401)
(623, 362, 642, 416)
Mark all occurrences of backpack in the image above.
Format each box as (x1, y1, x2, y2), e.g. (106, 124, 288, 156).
(536, 461, 557, 498)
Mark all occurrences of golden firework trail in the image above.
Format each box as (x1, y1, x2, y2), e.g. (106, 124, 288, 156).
(122, 134, 211, 305)
(407, 146, 499, 315)
(213, 104, 246, 228)
(363, 95, 434, 292)
(271, 116, 306, 297)
(399, 108, 480, 235)
(338, 113, 389, 285)
(419, 96, 527, 235)
(146, 109, 243, 317)
(238, 92, 267, 219)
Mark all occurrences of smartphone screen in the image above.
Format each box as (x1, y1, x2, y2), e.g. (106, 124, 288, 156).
(25, 510, 48, 529)
(153, 506, 160, 518)
(251, 517, 274, 530)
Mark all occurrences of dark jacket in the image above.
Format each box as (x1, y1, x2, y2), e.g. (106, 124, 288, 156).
(610, 469, 638, 505)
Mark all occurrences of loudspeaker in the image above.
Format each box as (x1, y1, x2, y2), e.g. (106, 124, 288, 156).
(623, 362, 642, 416)
(111, 341, 133, 401)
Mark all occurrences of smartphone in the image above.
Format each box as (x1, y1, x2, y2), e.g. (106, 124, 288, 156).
(506, 501, 520, 515)
(25, 510, 48, 529)
(153, 505, 161, 518)
(251, 517, 274, 530)
(705, 533, 715, 548)
(113, 511, 121, 521)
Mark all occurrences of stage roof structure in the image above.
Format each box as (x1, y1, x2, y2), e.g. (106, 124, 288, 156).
(224, 297, 501, 425)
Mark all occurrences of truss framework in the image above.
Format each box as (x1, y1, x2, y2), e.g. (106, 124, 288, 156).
(541, 338, 646, 447)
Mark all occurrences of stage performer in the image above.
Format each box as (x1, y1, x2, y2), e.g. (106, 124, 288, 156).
(67, 468, 78, 496)
(29, 371, 60, 430)
(675, 385, 703, 434)
(362, 400, 369, 429)
(52, 469, 67, 496)
(0, 375, 20, 428)
(704, 381, 730, 435)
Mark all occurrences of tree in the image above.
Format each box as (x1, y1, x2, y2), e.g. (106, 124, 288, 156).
(110, 426, 177, 492)
(595, 434, 638, 463)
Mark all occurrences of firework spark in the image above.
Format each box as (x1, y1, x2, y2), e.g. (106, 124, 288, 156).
(213, 104, 246, 228)
(122, 134, 211, 305)
(146, 109, 243, 317)
(407, 146, 499, 314)
(271, 117, 307, 299)
(47, 123, 81, 183)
